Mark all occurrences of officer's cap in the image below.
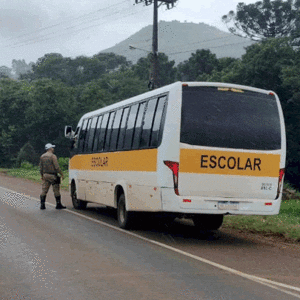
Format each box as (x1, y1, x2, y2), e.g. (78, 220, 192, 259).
(45, 143, 56, 150)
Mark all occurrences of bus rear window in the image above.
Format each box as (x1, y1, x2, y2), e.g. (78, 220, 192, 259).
(181, 87, 281, 150)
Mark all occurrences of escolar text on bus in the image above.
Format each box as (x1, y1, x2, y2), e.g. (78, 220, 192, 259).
(91, 156, 109, 168)
(200, 155, 261, 171)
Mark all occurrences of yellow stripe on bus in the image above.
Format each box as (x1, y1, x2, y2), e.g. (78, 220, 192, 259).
(180, 149, 280, 177)
(69, 149, 158, 172)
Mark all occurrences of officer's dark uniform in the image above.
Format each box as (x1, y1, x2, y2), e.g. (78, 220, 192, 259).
(39, 144, 66, 210)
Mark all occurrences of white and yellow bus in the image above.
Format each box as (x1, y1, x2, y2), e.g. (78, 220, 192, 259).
(65, 81, 286, 230)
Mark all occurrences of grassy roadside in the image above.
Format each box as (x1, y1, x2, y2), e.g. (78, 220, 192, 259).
(0, 167, 69, 190)
(0, 167, 299, 242)
(222, 183, 300, 242)
(222, 201, 300, 242)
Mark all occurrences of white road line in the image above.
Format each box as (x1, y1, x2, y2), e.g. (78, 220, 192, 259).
(1, 186, 300, 298)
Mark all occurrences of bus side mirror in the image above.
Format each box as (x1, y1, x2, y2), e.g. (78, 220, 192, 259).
(65, 126, 74, 138)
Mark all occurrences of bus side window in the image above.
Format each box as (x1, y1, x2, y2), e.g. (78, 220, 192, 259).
(104, 111, 116, 152)
(78, 119, 88, 153)
(140, 98, 158, 148)
(117, 107, 130, 151)
(132, 102, 146, 149)
(87, 116, 98, 153)
(150, 96, 167, 147)
(97, 113, 109, 152)
(92, 115, 103, 153)
(73, 126, 80, 149)
(110, 109, 123, 151)
(83, 118, 92, 153)
(124, 104, 139, 150)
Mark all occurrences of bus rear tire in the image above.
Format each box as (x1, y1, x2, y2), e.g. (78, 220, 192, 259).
(193, 214, 224, 230)
(117, 194, 135, 229)
(71, 184, 87, 210)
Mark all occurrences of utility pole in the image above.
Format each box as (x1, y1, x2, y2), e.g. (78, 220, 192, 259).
(135, 0, 178, 89)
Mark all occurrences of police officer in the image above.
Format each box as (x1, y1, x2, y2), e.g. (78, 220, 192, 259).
(39, 143, 66, 210)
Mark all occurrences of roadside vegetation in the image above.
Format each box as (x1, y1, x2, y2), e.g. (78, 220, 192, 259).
(222, 197, 300, 243)
(0, 160, 69, 190)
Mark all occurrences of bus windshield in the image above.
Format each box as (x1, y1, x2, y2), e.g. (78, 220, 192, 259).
(181, 86, 282, 151)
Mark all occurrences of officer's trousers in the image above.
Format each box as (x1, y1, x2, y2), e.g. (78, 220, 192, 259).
(41, 174, 60, 197)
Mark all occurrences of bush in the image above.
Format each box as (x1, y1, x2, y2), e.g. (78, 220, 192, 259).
(20, 161, 35, 170)
(58, 157, 69, 171)
(16, 142, 39, 167)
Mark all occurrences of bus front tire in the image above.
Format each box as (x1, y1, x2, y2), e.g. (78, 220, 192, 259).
(71, 184, 87, 210)
(192, 214, 224, 230)
(117, 194, 135, 229)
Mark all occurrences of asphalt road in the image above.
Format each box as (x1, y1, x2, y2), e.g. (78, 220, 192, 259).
(0, 183, 300, 300)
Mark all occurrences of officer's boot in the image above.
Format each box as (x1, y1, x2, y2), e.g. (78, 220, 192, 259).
(55, 196, 66, 209)
(40, 195, 46, 210)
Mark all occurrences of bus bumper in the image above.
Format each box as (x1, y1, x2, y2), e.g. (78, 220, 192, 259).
(161, 188, 282, 215)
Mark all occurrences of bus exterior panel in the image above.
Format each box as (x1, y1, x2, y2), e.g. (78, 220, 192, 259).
(69, 148, 163, 211)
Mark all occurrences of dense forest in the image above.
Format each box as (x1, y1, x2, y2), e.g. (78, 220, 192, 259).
(1, 0, 300, 187)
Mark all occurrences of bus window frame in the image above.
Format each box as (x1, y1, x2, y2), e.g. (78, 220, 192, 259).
(76, 92, 168, 154)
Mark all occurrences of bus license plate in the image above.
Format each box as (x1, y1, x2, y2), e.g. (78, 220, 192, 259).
(218, 201, 239, 210)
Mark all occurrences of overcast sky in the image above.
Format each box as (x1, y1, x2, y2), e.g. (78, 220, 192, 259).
(1, 0, 257, 67)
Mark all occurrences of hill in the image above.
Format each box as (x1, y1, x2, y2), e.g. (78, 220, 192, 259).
(101, 20, 253, 65)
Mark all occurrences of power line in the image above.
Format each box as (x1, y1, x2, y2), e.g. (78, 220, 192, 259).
(125, 35, 251, 55)
(2, 0, 250, 66)
(6, 5, 149, 49)
(4, 1, 147, 49)
(165, 40, 253, 56)
(3, 0, 129, 44)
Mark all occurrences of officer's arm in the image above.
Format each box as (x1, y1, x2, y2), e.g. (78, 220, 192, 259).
(52, 155, 64, 179)
(39, 158, 43, 179)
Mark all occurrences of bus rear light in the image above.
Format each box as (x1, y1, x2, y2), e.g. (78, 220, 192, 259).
(276, 168, 285, 199)
(265, 202, 272, 206)
(279, 168, 285, 182)
(164, 160, 179, 196)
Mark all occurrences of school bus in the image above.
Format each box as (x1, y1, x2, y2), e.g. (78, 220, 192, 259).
(65, 82, 286, 230)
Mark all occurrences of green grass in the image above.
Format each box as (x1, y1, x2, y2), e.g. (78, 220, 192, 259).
(0, 167, 69, 190)
(223, 200, 300, 242)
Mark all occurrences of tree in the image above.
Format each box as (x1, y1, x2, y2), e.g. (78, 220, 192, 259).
(76, 80, 113, 114)
(98, 69, 148, 101)
(23, 53, 132, 86)
(16, 142, 39, 167)
(222, 0, 300, 41)
(12, 59, 33, 79)
(93, 52, 131, 71)
(281, 51, 300, 187)
(0, 66, 12, 79)
(24, 79, 77, 157)
(0, 79, 31, 165)
(233, 38, 295, 99)
(133, 53, 176, 87)
(176, 49, 219, 81)
(26, 53, 69, 83)
(206, 58, 241, 83)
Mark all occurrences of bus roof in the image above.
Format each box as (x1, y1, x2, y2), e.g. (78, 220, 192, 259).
(78, 81, 277, 124)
